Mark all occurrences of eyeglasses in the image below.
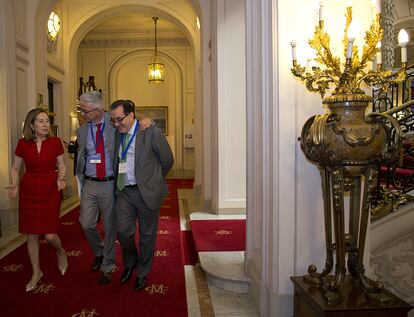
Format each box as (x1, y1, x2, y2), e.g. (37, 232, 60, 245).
(79, 108, 97, 115)
(110, 115, 128, 124)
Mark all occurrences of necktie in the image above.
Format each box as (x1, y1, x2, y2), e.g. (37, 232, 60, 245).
(96, 123, 106, 179)
(117, 133, 130, 191)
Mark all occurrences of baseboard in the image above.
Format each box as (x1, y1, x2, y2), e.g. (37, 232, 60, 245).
(247, 261, 294, 316)
(270, 292, 293, 317)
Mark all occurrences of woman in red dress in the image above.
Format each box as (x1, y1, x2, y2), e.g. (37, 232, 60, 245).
(8, 108, 68, 292)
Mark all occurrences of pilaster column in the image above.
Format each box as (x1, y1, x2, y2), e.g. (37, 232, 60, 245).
(0, 0, 17, 211)
(246, 0, 295, 315)
(211, 0, 246, 213)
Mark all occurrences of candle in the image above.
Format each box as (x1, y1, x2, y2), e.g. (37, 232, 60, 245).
(370, 1, 377, 22)
(347, 39, 355, 59)
(347, 22, 357, 59)
(306, 58, 311, 73)
(375, 0, 381, 14)
(376, 41, 382, 65)
(319, 1, 325, 22)
(290, 41, 297, 61)
(401, 45, 408, 64)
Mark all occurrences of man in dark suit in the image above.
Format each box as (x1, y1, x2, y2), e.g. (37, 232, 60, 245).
(110, 99, 174, 291)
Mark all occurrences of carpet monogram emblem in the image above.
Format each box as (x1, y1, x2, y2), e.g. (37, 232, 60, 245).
(145, 283, 168, 294)
(72, 309, 100, 317)
(214, 230, 233, 235)
(159, 216, 170, 220)
(62, 221, 75, 225)
(155, 250, 169, 257)
(32, 283, 56, 294)
(39, 239, 47, 244)
(162, 205, 171, 208)
(66, 250, 83, 257)
(3, 264, 23, 272)
(157, 230, 169, 235)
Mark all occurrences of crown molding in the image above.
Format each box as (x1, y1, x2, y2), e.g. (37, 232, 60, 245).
(80, 37, 190, 48)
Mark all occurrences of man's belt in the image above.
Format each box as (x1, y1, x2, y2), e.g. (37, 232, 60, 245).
(84, 175, 115, 182)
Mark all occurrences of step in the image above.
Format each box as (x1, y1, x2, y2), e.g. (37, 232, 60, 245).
(199, 251, 250, 294)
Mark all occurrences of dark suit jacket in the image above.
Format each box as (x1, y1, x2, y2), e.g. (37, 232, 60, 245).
(115, 124, 174, 210)
(75, 113, 117, 188)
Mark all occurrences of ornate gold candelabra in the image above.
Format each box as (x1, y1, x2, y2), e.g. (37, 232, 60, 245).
(292, 2, 408, 302)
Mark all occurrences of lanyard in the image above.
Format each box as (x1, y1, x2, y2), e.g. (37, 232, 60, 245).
(120, 121, 139, 161)
(89, 121, 105, 152)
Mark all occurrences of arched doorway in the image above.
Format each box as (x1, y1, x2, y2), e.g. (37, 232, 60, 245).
(33, 1, 201, 195)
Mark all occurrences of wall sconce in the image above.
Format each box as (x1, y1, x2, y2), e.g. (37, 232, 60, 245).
(148, 17, 165, 84)
(47, 11, 61, 41)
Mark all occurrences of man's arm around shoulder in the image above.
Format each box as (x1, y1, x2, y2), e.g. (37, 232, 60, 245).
(151, 126, 174, 177)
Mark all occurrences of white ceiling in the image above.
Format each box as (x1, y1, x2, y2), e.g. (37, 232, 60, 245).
(84, 12, 187, 41)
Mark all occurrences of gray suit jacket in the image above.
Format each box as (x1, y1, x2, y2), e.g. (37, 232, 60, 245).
(115, 124, 174, 210)
(75, 113, 117, 187)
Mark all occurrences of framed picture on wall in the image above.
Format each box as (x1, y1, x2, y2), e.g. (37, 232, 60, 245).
(136, 106, 168, 135)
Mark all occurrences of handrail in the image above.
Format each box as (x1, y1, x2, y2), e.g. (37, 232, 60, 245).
(371, 65, 414, 220)
(383, 99, 414, 116)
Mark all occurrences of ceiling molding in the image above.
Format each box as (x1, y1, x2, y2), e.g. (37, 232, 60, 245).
(84, 30, 186, 40)
(80, 37, 190, 48)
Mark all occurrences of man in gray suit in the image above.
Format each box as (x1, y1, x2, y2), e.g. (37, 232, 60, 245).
(76, 92, 151, 285)
(110, 99, 174, 291)
(76, 91, 117, 285)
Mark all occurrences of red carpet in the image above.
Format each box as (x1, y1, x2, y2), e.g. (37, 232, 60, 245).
(190, 220, 246, 252)
(0, 179, 194, 317)
(181, 230, 198, 265)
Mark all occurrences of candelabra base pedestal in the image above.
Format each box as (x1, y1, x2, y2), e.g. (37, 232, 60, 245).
(291, 276, 412, 317)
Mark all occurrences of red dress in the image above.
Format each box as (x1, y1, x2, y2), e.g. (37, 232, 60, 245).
(15, 137, 64, 234)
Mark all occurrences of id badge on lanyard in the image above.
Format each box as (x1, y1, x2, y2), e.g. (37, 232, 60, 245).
(118, 162, 127, 173)
(118, 122, 139, 173)
(89, 153, 102, 164)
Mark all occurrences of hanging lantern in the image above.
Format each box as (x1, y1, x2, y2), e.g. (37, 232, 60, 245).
(148, 17, 165, 84)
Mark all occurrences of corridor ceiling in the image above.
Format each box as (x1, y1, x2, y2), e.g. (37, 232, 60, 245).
(83, 12, 187, 42)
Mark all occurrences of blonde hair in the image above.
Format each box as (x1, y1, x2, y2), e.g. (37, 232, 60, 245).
(22, 108, 52, 140)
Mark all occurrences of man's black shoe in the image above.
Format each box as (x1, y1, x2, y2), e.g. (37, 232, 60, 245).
(91, 256, 104, 272)
(134, 276, 147, 291)
(120, 267, 135, 284)
(99, 270, 112, 285)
